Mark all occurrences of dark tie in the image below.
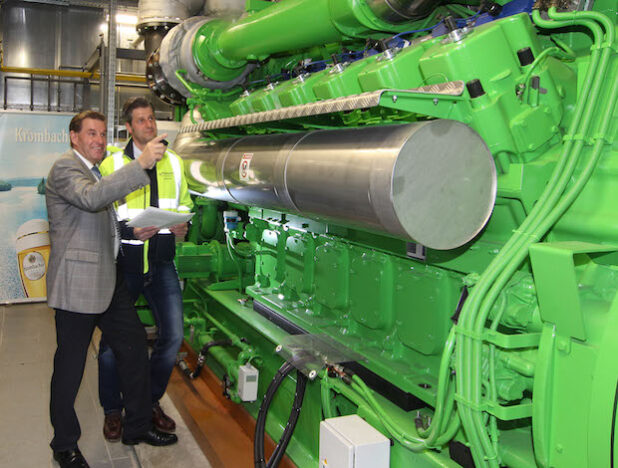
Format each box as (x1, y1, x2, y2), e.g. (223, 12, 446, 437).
(91, 166, 122, 256)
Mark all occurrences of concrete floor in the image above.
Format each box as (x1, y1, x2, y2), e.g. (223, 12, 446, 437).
(0, 302, 211, 468)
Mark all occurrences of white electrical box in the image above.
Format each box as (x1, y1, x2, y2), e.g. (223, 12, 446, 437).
(237, 363, 259, 401)
(319, 415, 390, 468)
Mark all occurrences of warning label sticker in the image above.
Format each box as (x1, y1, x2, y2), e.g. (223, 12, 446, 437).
(239, 153, 253, 182)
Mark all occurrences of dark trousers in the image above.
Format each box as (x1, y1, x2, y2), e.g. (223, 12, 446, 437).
(49, 270, 151, 451)
(99, 260, 184, 413)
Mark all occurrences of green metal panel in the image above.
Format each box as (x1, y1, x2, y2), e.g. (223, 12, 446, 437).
(530, 242, 618, 340)
(278, 73, 323, 107)
(394, 263, 457, 356)
(349, 249, 394, 330)
(314, 241, 349, 311)
(164, 2, 618, 467)
(312, 57, 375, 100)
(358, 40, 436, 91)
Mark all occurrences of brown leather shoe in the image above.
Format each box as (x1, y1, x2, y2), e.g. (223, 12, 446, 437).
(103, 412, 123, 442)
(152, 402, 176, 433)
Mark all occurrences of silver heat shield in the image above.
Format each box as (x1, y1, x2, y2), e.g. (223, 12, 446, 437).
(175, 120, 497, 250)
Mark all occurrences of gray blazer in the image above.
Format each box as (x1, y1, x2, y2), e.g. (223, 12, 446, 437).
(45, 149, 149, 314)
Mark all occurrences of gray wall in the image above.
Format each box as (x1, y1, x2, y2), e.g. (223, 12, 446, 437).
(0, 0, 172, 121)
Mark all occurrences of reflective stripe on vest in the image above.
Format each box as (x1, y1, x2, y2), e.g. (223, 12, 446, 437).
(102, 147, 186, 274)
(158, 198, 177, 210)
(168, 151, 182, 207)
(115, 207, 144, 221)
(109, 149, 184, 220)
(121, 239, 144, 245)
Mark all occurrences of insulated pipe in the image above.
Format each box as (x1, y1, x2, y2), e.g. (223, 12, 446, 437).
(137, 0, 205, 28)
(178, 0, 446, 87)
(176, 120, 497, 250)
(215, 0, 344, 62)
(137, 0, 206, 55)
(153, 0, 444, 96)
(212, 0, 437, 63)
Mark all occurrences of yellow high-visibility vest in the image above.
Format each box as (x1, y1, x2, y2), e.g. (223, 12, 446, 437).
(100, 144, 193, 271)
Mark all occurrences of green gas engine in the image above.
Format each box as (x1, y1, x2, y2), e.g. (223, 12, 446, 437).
(146, 0, 618, 466)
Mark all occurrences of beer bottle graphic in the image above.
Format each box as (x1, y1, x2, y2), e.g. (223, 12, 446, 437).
(16, 219, 50, 298)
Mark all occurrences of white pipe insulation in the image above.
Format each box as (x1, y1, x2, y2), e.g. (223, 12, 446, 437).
(137, 0, 247, 28)
(137, 0, 205, 27)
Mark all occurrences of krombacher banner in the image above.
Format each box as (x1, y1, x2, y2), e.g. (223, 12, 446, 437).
(0, 111, 72, 303)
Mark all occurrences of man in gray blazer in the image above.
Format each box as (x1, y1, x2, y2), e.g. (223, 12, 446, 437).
(46, 110, 177, 468)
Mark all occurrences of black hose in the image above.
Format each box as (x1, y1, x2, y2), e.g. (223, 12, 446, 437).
(267, 370, 307, 468)
(254, 361, 294, 468)
(254, 360, 308, 468)
(178, 339, 234, 380)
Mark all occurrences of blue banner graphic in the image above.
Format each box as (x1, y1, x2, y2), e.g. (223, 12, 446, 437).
(0, 111, 72, 303)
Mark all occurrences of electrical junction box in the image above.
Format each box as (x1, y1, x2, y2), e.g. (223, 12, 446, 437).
(319, 415, 390, 468)
(237, 363, 258, 401)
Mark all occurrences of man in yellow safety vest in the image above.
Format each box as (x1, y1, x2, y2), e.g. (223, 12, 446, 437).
(98, 97, 193, 442)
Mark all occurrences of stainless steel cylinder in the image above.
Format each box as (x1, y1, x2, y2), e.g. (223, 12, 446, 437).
(175, 121, 497, 250)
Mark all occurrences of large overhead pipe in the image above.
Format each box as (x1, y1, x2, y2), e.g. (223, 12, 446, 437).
(214, 0, 441, 62)
(138, 0, 206, 104)
(196, 0, 437, 81)
(151, 0, 444, 99)
(175, 120, 497, 250)
(141, 0, 247, 103)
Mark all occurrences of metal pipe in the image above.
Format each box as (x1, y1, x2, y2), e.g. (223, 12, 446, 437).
(153, 0, 442, 94)
(4, 75, 87, 85)
(48, 75, 52, 112)
(0, 65, 88, 78)
(90, 81, 149, 89)
(30, 75, 34, 111)
(176, 120, 497, 250)
(216, 0, 343, 62)
(137, 0, 206, 55)
(137, 0, 205, 28)
(215, 0, 439, 62)
(3, 75, 146, 88)
(0, 65, 145, 83)
(105, 0, 118, 143)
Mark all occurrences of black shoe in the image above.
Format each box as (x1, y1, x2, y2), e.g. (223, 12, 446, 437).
(53, 448, 90, 468)
(152, 402, 176, 433)
(122, 428, 178, 446)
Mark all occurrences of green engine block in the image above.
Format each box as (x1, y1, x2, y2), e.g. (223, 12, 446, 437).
(146, 0, 618, 466)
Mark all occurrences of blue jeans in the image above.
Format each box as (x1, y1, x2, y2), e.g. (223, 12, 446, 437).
(98, 261, 184, 414)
